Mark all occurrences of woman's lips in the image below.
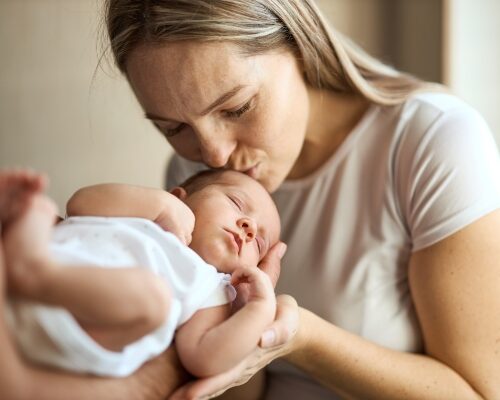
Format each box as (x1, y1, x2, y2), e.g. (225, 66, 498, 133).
(243, 163, 260, 179)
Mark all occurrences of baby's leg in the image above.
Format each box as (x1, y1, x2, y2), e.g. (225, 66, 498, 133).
(3, 193, 171, 351)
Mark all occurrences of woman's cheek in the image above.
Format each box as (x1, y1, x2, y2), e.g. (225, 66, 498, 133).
(168, 133, 200, 161)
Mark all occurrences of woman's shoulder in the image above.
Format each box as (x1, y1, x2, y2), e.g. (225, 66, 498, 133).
(397, 91, 486, 131)
(385, 91, 492, 156)
(406, 91, 472, 113)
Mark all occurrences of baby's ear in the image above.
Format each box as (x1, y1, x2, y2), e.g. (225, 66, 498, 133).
(170, 186, 187, 200)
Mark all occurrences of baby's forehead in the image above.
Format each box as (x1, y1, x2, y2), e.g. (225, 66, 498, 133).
(211, 173, 267, 201)
(195, 170, 280, 225)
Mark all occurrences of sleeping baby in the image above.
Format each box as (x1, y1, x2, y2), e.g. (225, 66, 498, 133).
(2, 168, 280, 378)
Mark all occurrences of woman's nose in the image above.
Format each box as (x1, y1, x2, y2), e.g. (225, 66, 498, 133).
(237, 217, 257, 242)
(196, 127, 237, 169)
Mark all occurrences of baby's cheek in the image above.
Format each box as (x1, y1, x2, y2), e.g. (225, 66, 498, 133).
(193, 239, 226, 267)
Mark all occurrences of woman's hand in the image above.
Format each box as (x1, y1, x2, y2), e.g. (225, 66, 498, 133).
(126, 346, 190, 400)
(169, 294, 299, 400)
(259, 242, 286, 288)
(170, 241, 293, 400)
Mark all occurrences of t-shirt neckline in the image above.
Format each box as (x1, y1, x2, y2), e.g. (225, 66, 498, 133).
(279, 104, 380, 191)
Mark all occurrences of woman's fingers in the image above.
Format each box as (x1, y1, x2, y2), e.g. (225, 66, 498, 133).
(260, 294, 299, 348)
(170, 295, 299, 400)
(169, 359, 248, 400)
(258, 242, 286, 288)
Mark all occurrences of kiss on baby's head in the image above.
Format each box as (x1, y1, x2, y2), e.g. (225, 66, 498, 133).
(174, 169, 281, 274)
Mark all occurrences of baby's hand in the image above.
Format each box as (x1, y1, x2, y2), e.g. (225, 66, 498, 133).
(154, 197, 195, 245)
(230, 266, 275, 305)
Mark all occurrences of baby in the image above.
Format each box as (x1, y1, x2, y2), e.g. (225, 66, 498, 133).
(2, 168, 280, 378)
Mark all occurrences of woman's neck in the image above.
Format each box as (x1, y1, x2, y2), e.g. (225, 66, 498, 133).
(287, 89, 370, 180)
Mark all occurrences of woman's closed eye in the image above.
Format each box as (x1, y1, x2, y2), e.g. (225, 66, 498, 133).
(155, 122, 186, 138)
(224, 99, 252, 119)
(151, 97, 254, 137)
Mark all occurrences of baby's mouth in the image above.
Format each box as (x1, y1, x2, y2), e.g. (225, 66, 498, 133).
(224, 229, 242, 255)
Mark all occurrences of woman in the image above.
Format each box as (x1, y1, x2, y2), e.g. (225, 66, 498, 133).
(107, 1, 500, 399)
(1, 0, 499, 399)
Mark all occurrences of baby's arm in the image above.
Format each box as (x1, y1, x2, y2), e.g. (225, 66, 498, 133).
(67, 184, 194, 244)
(67, 184, 177, 220)
(175, 267, 276, 378)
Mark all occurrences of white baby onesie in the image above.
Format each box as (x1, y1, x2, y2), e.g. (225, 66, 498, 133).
(7, 216, 236, 377)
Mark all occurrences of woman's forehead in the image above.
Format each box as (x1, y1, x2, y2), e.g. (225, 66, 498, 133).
(127, 41, 260, 113)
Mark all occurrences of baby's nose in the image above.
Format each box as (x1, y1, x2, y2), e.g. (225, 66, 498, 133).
(238, 218, 256, 242)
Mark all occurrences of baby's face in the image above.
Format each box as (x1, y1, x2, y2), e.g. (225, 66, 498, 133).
(185, 171, 280, 273)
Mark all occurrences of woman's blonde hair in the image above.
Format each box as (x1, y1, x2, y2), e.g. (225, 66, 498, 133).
(105, 0, 437, 105)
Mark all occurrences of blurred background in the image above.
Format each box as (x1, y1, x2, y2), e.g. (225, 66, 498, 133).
(1, 0, 499, 210)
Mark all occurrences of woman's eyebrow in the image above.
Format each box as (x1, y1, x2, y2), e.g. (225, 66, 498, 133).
(144, 112, 176, 123)
(200, 85, 247, 116)
(144, 85, 247, 121)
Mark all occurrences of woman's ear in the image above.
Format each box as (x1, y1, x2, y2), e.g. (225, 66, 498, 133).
(170, 186, 187, 200)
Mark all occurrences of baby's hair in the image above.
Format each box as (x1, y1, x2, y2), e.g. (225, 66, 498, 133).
(179, 169, 228, 195)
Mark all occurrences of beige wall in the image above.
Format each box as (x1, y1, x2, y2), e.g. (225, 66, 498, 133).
(1, 0, 498, 210)
(316, 0, 443, 82)
(315, 0, 388, 58)
(0, 0, 170, 210)
(444, 0, 500, 146)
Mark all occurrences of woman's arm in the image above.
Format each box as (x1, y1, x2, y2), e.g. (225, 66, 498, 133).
(172, 211, 500, 400)
(1, 330, 187, 400)
(1, 277, 186, 400)
(285, 210, 500, 399)
(0, 231, 187, 400)
(170, 294, 297, 400)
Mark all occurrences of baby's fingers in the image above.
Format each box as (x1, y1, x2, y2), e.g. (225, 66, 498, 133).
(230, 267, 262, 287)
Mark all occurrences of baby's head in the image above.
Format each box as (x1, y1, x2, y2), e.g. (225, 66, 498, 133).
(171, 170, 281, 273)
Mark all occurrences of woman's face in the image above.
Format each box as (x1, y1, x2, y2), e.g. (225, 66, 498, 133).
(126, 41, 310, 192)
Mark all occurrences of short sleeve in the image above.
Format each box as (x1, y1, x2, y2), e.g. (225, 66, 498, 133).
(395, 100, 500, 252)
(198, 274, 237, 310)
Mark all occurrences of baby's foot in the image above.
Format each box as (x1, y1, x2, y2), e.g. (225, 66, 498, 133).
(3, 193, 58, 298)
(0, 169, 47, 228)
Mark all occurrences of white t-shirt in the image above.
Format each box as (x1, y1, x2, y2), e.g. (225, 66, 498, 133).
(8, 217, 235, 377)
(167, 93, 500, 399)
